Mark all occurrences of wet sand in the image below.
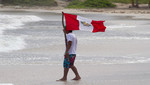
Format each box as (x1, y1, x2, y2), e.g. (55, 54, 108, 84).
(0, 63, 150, 85)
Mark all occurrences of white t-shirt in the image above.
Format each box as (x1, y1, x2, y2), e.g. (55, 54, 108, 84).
(66, 33, 77, 54)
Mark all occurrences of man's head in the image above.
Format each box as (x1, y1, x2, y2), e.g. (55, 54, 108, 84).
(63, 29, 72, 34)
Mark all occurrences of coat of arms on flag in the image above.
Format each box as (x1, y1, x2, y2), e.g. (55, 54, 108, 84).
(81, 21, 91, 27)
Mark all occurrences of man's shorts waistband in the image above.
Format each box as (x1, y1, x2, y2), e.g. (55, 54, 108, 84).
(69, 54, 76, 56)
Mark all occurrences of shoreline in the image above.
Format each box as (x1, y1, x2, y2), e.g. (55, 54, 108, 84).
(0, 6, 150, 14)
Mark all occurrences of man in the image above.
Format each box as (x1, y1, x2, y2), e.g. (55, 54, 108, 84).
(57, 28, 81, 81)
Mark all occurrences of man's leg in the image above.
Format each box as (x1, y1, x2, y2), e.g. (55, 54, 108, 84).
(57, 68, 69, 81)
(71, 65, 81, 80)
(57, 56, 70, 81)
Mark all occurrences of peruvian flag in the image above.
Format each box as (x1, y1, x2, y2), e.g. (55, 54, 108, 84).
(63, 12, 106, 33)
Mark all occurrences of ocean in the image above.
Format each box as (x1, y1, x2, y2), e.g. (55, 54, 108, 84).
(0, 11, 150, 65)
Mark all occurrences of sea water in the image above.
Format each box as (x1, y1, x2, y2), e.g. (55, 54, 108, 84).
(0, 11, 150, 65)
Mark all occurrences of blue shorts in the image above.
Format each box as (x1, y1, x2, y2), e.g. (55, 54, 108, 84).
(63, 54, 76, 68)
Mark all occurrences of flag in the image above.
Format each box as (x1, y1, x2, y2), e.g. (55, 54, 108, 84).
(63, 12, 106, 33)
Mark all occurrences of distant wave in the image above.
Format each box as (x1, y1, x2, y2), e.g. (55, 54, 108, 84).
(0, 14, 43, 34)
(79, 36, 150, 40)
(0, 14, 43, 52)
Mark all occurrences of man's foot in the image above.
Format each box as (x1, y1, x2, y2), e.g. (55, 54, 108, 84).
(56, 78, 67, 81)
(72, 76, 81, 80)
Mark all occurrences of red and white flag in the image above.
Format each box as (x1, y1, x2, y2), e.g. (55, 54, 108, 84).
(63, 12, 106, 33)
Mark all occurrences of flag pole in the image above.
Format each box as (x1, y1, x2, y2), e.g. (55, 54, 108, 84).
(62, 12, 67, 48)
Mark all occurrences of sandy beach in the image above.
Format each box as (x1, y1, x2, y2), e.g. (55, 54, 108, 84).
(0, 4, 150, 85)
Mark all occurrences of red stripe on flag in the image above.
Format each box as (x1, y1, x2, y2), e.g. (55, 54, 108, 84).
(91, 20, 106, 33)
(63, 13, 79, 31)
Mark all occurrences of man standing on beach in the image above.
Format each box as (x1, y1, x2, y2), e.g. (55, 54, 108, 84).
(58, 28, 81, 81)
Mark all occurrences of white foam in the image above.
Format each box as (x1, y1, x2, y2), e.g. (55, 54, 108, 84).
(0, 83, 13, 85)
(107, 24, 136, 30)
(79, 36, 150, 40)
(97, 37, 150, 40)
(76, 55, 150, 64)
(127, 58, 150, 64)
(0, 14, 43, 52)
(0, 35, 26, 52)
(0, 14, 42, 33)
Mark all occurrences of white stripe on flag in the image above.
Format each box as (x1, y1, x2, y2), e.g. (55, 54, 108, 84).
(77, 16, 93, 32)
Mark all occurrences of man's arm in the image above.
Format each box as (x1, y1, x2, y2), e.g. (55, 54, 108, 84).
(65, 41, 72, 61)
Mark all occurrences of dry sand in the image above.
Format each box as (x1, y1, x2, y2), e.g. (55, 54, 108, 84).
(0, 2, 150, 14)
(0, 5, 150, 21)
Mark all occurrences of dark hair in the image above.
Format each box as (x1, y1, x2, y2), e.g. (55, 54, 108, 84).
(69, 30, 72, 33)
(64, 26, 72, 33)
